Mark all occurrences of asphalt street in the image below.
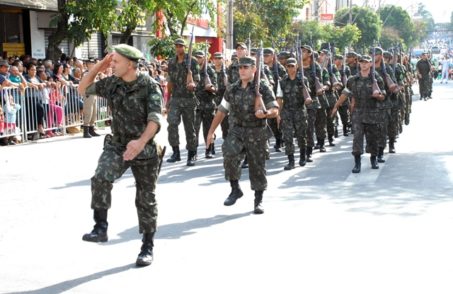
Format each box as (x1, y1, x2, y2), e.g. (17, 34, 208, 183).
(1, 80, 453, 294)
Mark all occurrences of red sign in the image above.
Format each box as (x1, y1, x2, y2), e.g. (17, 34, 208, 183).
(187, 17, 209, 29)
(320, 14, 334, 21)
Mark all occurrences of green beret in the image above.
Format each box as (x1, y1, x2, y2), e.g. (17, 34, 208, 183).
(286, 58, 297, 65)
(236, 42, 247, 49)
(174, 38, 186, 46)
(113, 44, 143, 61)
(301, 45, 313, 53)
(263, 48, 275, 55)
(238, 56, 255, 66)
(193, 50, 204, 57)
(359, 55, 372, 62)
(213, 52, 223, 59)
(370, 47, 383, 55)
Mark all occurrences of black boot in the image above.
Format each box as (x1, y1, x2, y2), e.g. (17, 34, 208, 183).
(241, 156, 249, 169)
(377, 147, 386, 163)
(370, 155, 379, 169)
(343, 125, 349, 136)
(389, 139, 396, 153)
(274, 139, 282, 152)
(224, 180, 243, 206)
(83, 126, 92, 138)
(187, 150, 197, 166)
(299, 148, 307, 166)
(88, 126, 100, 136)
(166, 146, 181, 163)
(210, 143, 215, 155)
(205, 147, 213, 159)
(284, 154, 295, 170)
(319, 140, 326, 152)
(136, 232, 154, 267)
(306, 147, 313, 162)
(352, 155, 361, 173)
(253, 191, 264, 214)
(328, 136, 335, 147)
(82, 209, 108, 242)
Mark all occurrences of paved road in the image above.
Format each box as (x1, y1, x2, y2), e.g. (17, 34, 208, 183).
(1, 80, 453, 294)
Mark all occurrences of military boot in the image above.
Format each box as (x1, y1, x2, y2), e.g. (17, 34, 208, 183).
(274, 138, 282, 152)
(343, 125, 349, 136)
(370, 155, 379, 169)
(253, 191, 264, 214)
(210, 143, 215, 155)
(88, 126, 100, 136)
(319, 140, 326, 152)
(82, 209, 108, 242)
(83, 126, 92, 138)
(166, 146, 181, 163)
(389, 139, 396, 153)
(205, 147, 213, 159)
(187, 150, 197, 166)
(136, 232, 154, 267)
(306, 147, 313, 162)
(284, 154, 295, 170)
(299, 148, 307, 166)
(352, 155, 361, 173)
(224, 180, 243, 206)
(328, 135, 335, 147)
(377, 147, 386, 163)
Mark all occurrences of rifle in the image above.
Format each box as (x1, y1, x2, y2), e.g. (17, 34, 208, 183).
(312, 51, 324, 96)
(371, 46, 382, 98)
(341, 47, 348, 86)
(247, 33, 252, 57)
(254, 41, 267, 114)
(296, 36, 311, 101)
(380, 51, 399, 93)
(221, 46, 228, 87)
(204, 40, 214, 91)
(273, 49, 281, 94)
(186, 26, 195, 89)
(328, 43, 342, 90)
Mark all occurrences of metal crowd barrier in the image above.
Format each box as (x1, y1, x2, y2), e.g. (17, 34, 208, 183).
(0, 84, 111, 144)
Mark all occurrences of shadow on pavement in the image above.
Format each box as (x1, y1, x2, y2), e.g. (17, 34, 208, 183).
(4, 263, 136, 294)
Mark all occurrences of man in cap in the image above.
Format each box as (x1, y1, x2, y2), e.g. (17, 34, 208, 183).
(166, 37, 200, 166)
(263, 47, 286, 152)
(212, 52, 230, 139)
(193, 49, 217, 158)
(277, 57, 312, 170)
(227, 42, 248, 84)
(0, 60, 16, 87)
(346, 51, 360, 76)
(206, 56, 279, 214)
(345, 54, 386, 173)
(78, 44, 164, 267)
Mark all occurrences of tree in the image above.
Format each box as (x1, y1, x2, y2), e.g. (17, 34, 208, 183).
(377, 5, 416, 48)
(335, 6, 382, 52)
(413, 3, 435, 42)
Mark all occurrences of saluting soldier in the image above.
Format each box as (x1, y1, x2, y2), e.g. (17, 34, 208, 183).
(166, 38, 200, 166)
(277, 57, 312, 170)
(206, 56, 279, 214)
(78, 44, 164, 267)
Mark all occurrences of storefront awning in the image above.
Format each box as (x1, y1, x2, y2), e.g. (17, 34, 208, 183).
(0, 0, 58, 12)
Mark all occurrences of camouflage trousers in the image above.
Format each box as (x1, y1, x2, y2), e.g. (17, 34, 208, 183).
(419, 76, 431, 98)
(315, 108, 327, 141)
(378, 109, 391, 149)
(167, 103, 197, 151)
(220, 113, 229, 139)
(280, 109, 308, 155)
(222, 125, 268, 191)
(194, 107, 215, 147)
(267, 117, 282, 141)
(91, 143, 160, 234)
(325, 106, 336, 138)
(338, 104, 350, 129)
(388, 107, 400, 141)
(351, 112, 381, 156)
(306, 108, 317, 148)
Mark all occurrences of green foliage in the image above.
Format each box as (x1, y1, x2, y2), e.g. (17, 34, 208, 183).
(335, 6, 382, 51)
(377, 5, 416, 48)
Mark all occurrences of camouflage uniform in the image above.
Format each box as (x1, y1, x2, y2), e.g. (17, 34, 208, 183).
(167, 54, 200, 152)
(279, 71, 309, 156)
(194, 61, 217, 149)
(85, 73, 163, 234)
(218, 79, 278, 191)
(324, 63, 341, 143)
(338, 62, 352, 134)
(215, 60, 229, 139)
(416, 58, 432, 99)
(267, 56, 287, 150)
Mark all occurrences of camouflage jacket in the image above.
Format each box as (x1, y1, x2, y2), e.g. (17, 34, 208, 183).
(86, 73, 163, 143)
(215, 66, 228, 106)
(168, 54, 200, 100)
(227, 59, 240, 84)
(270, 62, 287, 94)
(279, 75, 309, 112)
(196, 64, 217, 110)
(302, 62, 323, 110)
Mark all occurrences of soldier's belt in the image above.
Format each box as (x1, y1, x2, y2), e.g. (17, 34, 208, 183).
(234, 120, 266, 128)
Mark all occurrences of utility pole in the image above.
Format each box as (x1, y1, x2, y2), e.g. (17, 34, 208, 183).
(348, 0, 352, 24)
(226, 0, 234, 51)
